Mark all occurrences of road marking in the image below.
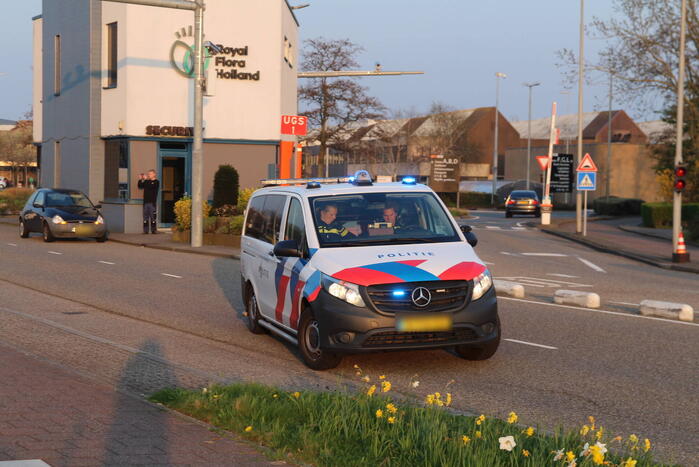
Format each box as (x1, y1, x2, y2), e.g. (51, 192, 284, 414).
(98, 261, 115, 265)
(577, 257, 606, 273)
(504, 338, 558, 350)
(7, 243, 17, 247)
(499, 296, 699, 327)
(511, 227, 526, 230)
(498, 276, 593, 288)
(516, 222, 526, 227)
(161, 273, 182, 279)
(610, 301, 640, 306)
(521, 253, 568, 257)
(547, 273, 579, 278)
(500, 251, 518, 256)
(48, 251, 63, 255)
(483, 261, 495, 265)
(485, 226, 501, 230)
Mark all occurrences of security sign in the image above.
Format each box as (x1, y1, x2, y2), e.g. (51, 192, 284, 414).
(577, 171, 597, 191)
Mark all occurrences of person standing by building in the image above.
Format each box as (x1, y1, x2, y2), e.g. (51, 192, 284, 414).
(138, 169, 160, 234)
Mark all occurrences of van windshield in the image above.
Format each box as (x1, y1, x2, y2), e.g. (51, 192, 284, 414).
(310, 192, 460, 247)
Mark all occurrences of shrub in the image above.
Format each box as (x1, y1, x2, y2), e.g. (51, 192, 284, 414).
(0, 187, 34, 214)
(213, 204, 238, 217)
(459, 192, 493, 208)
(204, 216, 218, 233)
(173, 196, 212, 231)
(214, 215, 244, 235)
(592, 196, 645, 216)
(641, 202, 699, 228)
(237, 187, 256, 212)
(213, 165, 239, 209)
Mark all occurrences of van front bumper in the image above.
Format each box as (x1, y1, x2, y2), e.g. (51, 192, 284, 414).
(311, 286, 498, 353)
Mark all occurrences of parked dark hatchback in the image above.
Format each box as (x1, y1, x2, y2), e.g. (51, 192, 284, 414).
(504, 190, 540, 218)
(19, 188, 108, 242)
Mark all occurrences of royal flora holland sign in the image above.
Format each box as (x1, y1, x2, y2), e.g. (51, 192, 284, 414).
(281, 115, 308, 136)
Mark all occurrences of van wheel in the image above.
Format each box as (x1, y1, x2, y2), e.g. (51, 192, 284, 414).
(19, 219, 29, 238)
(244, 289, 266, 334)
(42, 222, 55, 243)
(298, 307, 342, 371)
(455, 321, 501, 361)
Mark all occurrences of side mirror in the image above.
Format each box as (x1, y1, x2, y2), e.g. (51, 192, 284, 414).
(460, 225, 472, 234)
(460, 225, 478, 247)
(33, 203, 43, 209)
(273, 239, 302, 258)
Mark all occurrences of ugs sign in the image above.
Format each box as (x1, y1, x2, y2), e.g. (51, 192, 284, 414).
(169, 26, 260, 81)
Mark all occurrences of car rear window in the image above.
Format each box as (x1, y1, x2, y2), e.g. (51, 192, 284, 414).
(510, 191, 537, 200)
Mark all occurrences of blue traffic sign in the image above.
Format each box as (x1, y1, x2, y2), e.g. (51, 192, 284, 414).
(577, 171, 596, 191)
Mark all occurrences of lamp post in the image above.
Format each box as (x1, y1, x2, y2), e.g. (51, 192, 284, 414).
(492, 72, 506, 205)
(576, 0, 585, 233)
(673, 0, 688, 262)
(523, 82, 540, 190)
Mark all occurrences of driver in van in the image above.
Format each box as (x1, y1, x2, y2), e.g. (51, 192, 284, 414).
(381, 204, 404, 231)
(316, 204, 361, 241)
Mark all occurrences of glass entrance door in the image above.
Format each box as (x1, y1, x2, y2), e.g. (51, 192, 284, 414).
(160, 156, 186, 225)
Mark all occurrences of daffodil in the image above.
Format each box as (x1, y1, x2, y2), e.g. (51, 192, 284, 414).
(367, 385, 376, 396)
(386, 403, 397, 414)
(376, 409, 383, 418)
(621, 457, 637, 467)
(566, 451, 575, 462)
(353, 364, 360, 369)
(272, 394, 278, 398)
(381, 381, 391, 393)
(580, 442, 591, 457)
(594, 442, 607, 454)
(361, 376, 370, 382)
(522, 449, 530, 457)
(596, 426, 604, 440)
(387, 416, 396, 424)
(476, 414, 485, 425)
(202, 387, 208, 394)
(244, 426, 253, 432)
(498, 435, 516, 451)
(435, 398, 444, 407)
(612, 436, 622, 442)
(425, 394, 434, 405)
(524, 426, 535, 437)
(566, 460, 577, 467)
(475, 431, 482, 439)
(379, 375, 386, 380)
(292, 391, 300, 399)
(628, 434, 639, 444)
(462, 435, 471, 444)
(411, 380, 420, 388)
(580, 425, 590, 436)
(553, 449, 564, 461)
(589, 444, 604, 465)
(507, 411, 518, 424)
(643, 438, 651, 452)
(445, 393, 452, 406)
(588, 416, 596, 430)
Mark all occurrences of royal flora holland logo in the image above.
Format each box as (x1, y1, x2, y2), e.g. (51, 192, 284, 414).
(169, 26, 260, 81)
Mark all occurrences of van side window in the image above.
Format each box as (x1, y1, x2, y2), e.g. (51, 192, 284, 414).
(261, 194, 286, 244)
(284, 197, 306, 247)
(244, 195, 266, 240)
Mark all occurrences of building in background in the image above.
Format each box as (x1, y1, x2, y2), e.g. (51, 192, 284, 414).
(33, 0, 298, 232)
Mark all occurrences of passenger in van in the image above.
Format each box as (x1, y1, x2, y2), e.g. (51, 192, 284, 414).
(316, 204, 361, 241)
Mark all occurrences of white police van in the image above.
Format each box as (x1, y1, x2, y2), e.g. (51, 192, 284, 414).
(240, 170, 499, 370)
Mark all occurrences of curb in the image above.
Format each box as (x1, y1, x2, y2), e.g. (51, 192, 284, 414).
(539, 227, 699, 274)
(639, 300, 694, 322)
(108, 237, 240, 260)
(553, 289, 600, 308)
(493, 280, 525, 298)
(618, 224, 699, 248)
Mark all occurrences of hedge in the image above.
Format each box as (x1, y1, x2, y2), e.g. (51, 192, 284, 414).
(592, 196, 645, 216)
(641, 202, 699, 229)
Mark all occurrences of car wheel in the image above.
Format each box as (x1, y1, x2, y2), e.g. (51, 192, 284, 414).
(42, 222, 55, 243)
(298, 307, 342, 371)
(455, 320, 500, 361)
(244, 289, 266, 334)
(96, 233, 108, 243)
(19, 219, 29, 238)
(505, 211, 512, 218)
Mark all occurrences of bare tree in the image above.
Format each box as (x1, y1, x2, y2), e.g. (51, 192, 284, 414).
(298, 38, 385, 175)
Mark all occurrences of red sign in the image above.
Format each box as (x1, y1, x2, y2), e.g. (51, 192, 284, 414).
(281, 115, 308, 136)
(577, 153, 598, 172)
(536, 155, 550, 171)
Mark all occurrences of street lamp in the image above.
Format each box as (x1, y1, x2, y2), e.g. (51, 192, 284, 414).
(576, 0, 585, 233)
(523, 81, 540, 190)
(492, 72, 506, 205)
(673, 0, 689, 262)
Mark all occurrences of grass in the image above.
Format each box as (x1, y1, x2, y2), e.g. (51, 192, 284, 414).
(150, 377, 670, 467)
(0, 187, 33, 215)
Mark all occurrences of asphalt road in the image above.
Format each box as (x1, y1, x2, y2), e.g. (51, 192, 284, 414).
(0, 221, 697, 464)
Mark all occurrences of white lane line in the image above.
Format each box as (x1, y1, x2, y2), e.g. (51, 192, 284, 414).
(521, 253, 568, 257)
(547, 273, 579, 278)
(504, 338, 558, 350)
(7, 243, 17, 247)
(499, 296, 699, 327)
(610, 301, 640, 306)
(516, 222, 526, 227)
(485, 226, 501, 230)
(98, 261, 115, 265)
(500, 251, 518, 256)
(578, 256, 606, 273)
(511, 227, 526, 230)
(483, 261, 495, 265)
(161, 273, 182, 279)
(505, 280, 547, 288)
(48, 251, 63, 255)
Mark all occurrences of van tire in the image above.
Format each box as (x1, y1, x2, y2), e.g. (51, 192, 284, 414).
(244, 289, 266, 334)
(455, 321, 500, 361)
(298, 307, 342, 371)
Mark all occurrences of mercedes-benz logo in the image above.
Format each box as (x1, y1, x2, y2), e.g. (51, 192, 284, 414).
(411, 287, 432, 307)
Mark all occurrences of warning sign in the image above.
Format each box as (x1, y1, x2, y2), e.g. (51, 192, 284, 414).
(577, 153, 598, 172)
(577, 171, 596, 191)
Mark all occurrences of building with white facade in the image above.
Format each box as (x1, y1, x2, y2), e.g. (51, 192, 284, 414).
(33, 0, 299, 232)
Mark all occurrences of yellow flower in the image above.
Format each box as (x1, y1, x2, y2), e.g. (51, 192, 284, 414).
(475, 431, 482, 439)
(425, 394, 434, 405)
(435, 398, 444, 407)
(628, 434, 639, 444)
(367, 385, 376, 396)
(589, 445, 604, 465)
(566, 451, 575, 462)
(386, 403, 398, 414)
(507, 411, 518, 424)
(376, 409, 383, 418)
(588, 416, 596, 430)
(353, 364, 360, 369)
(522, 449, 530, 457)
(379, 375, 386, 380)
(621, 458, 637, 467)
(355, 371, 361, 376)
(292, 391, 300, 399)
(525, 426, 535, 437)
(446, 393, 452, 406)
(596, 426, 604, 440)
(361, 376, 370, 382)
(612, 436, 622, 442)
(387, 416, 396, 424)
(381, 381, 392, 393)
(272, 394, 278, 398)
(411, 380, 420, 388)
(244, 426, 253, 432)
(476, 414, 485, 425)
(580, 425, 590, 436)
(462, 435, 471, 444)
(643, 439, 651, 452)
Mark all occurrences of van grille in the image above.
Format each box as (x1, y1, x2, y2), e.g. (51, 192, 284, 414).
(363, 328, 478, 348)
(365, 280, 470, 314)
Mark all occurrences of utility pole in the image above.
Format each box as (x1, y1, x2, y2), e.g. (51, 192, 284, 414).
(606, 72, 613, 198)
(576, 0, 585, 233)
(102, 0, 205, 247)
(673, 0, 688, 262)
(492, 72, 506, 205)
(524, 82, 540, 190)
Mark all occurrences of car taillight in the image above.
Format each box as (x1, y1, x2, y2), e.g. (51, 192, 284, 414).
(532, 200, 539, 205)
(507, 200, 515, 205)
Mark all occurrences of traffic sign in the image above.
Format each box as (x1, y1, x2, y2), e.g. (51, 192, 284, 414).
(281, 115, 308, 136)
(577, 153, 598, 172)
(536, 155, 549, 171)
(577, 171, 596, 191)
(551, 153, 573, 193)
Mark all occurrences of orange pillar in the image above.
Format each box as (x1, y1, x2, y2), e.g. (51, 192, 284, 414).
(295, 143, 303, 178)
(280, 141, 294, 179)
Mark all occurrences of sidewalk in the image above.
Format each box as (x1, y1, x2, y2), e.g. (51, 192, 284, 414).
(540, 215, 699, 274)
(0, 344, 275, 467)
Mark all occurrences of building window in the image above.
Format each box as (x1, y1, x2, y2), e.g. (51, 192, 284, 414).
(106, 22, 118, 88)
(54, 35, 61, 96)
(104, 140, 128, 200)
(54, 141, 61, 187)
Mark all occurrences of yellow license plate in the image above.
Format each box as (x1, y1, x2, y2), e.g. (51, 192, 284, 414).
(396, 314, 452, 332)
(73, 225, 93, 235)
(517, 200, 529, 204)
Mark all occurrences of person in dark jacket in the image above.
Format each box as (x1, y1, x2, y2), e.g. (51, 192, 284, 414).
(316, 204, 361, 242)
(138, 169, 160, 234)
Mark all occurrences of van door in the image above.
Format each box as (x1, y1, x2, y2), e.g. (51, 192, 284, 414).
(254, 194, 289, 320)
(241, 194, 267, 302)
(279, 196, 309, 329)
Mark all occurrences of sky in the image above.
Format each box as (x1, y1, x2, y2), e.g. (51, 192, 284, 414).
(0, 0, 659, 123)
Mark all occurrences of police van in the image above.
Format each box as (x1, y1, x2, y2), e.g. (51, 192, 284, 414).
(240, 170, 499, 370)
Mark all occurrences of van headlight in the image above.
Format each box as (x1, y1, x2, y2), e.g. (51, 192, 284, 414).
(95, 215, 104, 225)
(52, 215, 66, 225)
(471, 269, 493, 301)
(322, 274, 366, 307)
